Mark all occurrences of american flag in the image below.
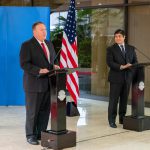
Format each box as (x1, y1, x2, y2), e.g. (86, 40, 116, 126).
(60, 0, 79, 104)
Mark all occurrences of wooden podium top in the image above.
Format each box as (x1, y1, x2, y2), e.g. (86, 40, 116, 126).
(131, 62, 150, 68)
(38, 68, 79, 78)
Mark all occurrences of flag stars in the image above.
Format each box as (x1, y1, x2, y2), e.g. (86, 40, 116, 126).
(64, 0, 76, 44)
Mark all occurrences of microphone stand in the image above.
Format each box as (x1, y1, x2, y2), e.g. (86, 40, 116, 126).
(53, 48, 62, 64)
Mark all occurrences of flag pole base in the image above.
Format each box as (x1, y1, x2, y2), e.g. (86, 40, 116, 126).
(66, 101, 80, 117)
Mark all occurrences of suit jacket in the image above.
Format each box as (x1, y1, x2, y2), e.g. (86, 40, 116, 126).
(20, 37, 57, 92)
(106, 43, 138, 84)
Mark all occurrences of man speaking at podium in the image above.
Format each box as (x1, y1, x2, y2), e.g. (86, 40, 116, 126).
(20, 22, 59, 145)
(106, 29, 137, 128)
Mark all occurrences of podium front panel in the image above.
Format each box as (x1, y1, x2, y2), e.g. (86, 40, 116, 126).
(50, 71, 67, 133)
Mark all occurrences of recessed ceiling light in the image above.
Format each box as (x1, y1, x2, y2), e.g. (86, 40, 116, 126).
(77, 2, 80, 5)
(98, 3, 102, 5)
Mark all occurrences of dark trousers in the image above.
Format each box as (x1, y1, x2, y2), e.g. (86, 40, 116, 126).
(25, 91, 50, 139)
(108, 81, 130, 123)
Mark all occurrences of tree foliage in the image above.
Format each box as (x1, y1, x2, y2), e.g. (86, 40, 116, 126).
(51, 9, 92, 67)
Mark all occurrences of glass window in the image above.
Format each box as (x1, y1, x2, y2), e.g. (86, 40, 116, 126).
(50, 7, 124, 99)
(90, 8, 124, 97)
(50, 12, 67, 31)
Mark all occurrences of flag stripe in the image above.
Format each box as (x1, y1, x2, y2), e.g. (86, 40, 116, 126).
(63, 34, 78, 67)
(66, 79, 78, 104)
(68, 73, 79, 95)
(67, 75, 78, 98)
(63, 32, 78, 62)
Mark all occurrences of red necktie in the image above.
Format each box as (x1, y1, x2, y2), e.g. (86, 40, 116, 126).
(41, 43, 48, 59)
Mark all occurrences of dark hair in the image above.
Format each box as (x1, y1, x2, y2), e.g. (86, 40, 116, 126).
(32, 21, 44, 30)
(114, 29, 125, 36)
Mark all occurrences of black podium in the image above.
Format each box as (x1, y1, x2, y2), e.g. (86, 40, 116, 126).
(41, 69, 76, 149)
(123, 62, 150, 131)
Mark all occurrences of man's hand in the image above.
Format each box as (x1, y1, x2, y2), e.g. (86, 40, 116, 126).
(54, 65, 60, 70)
(39, 68, 49, 74)
(120, 63, 132, 70)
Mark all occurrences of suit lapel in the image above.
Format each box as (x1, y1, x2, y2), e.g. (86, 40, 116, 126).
(124, 44, 130, 63)
(45, 40, 52, 63)
(45, 40, 56, 64)
(124, 44, 129, 54)
(115, 44, 125, 59)
(32, 37, 49, 63)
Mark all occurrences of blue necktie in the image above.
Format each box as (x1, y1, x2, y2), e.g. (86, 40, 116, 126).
(120, 45, 126, 57)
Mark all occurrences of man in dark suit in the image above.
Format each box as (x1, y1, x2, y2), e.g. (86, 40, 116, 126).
(20, 22, 60, 145)
(106, 29, 138, 128)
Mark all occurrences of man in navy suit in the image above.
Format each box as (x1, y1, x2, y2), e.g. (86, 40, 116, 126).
(20, 22, 60, 145)
(106, 29, 138, 128)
